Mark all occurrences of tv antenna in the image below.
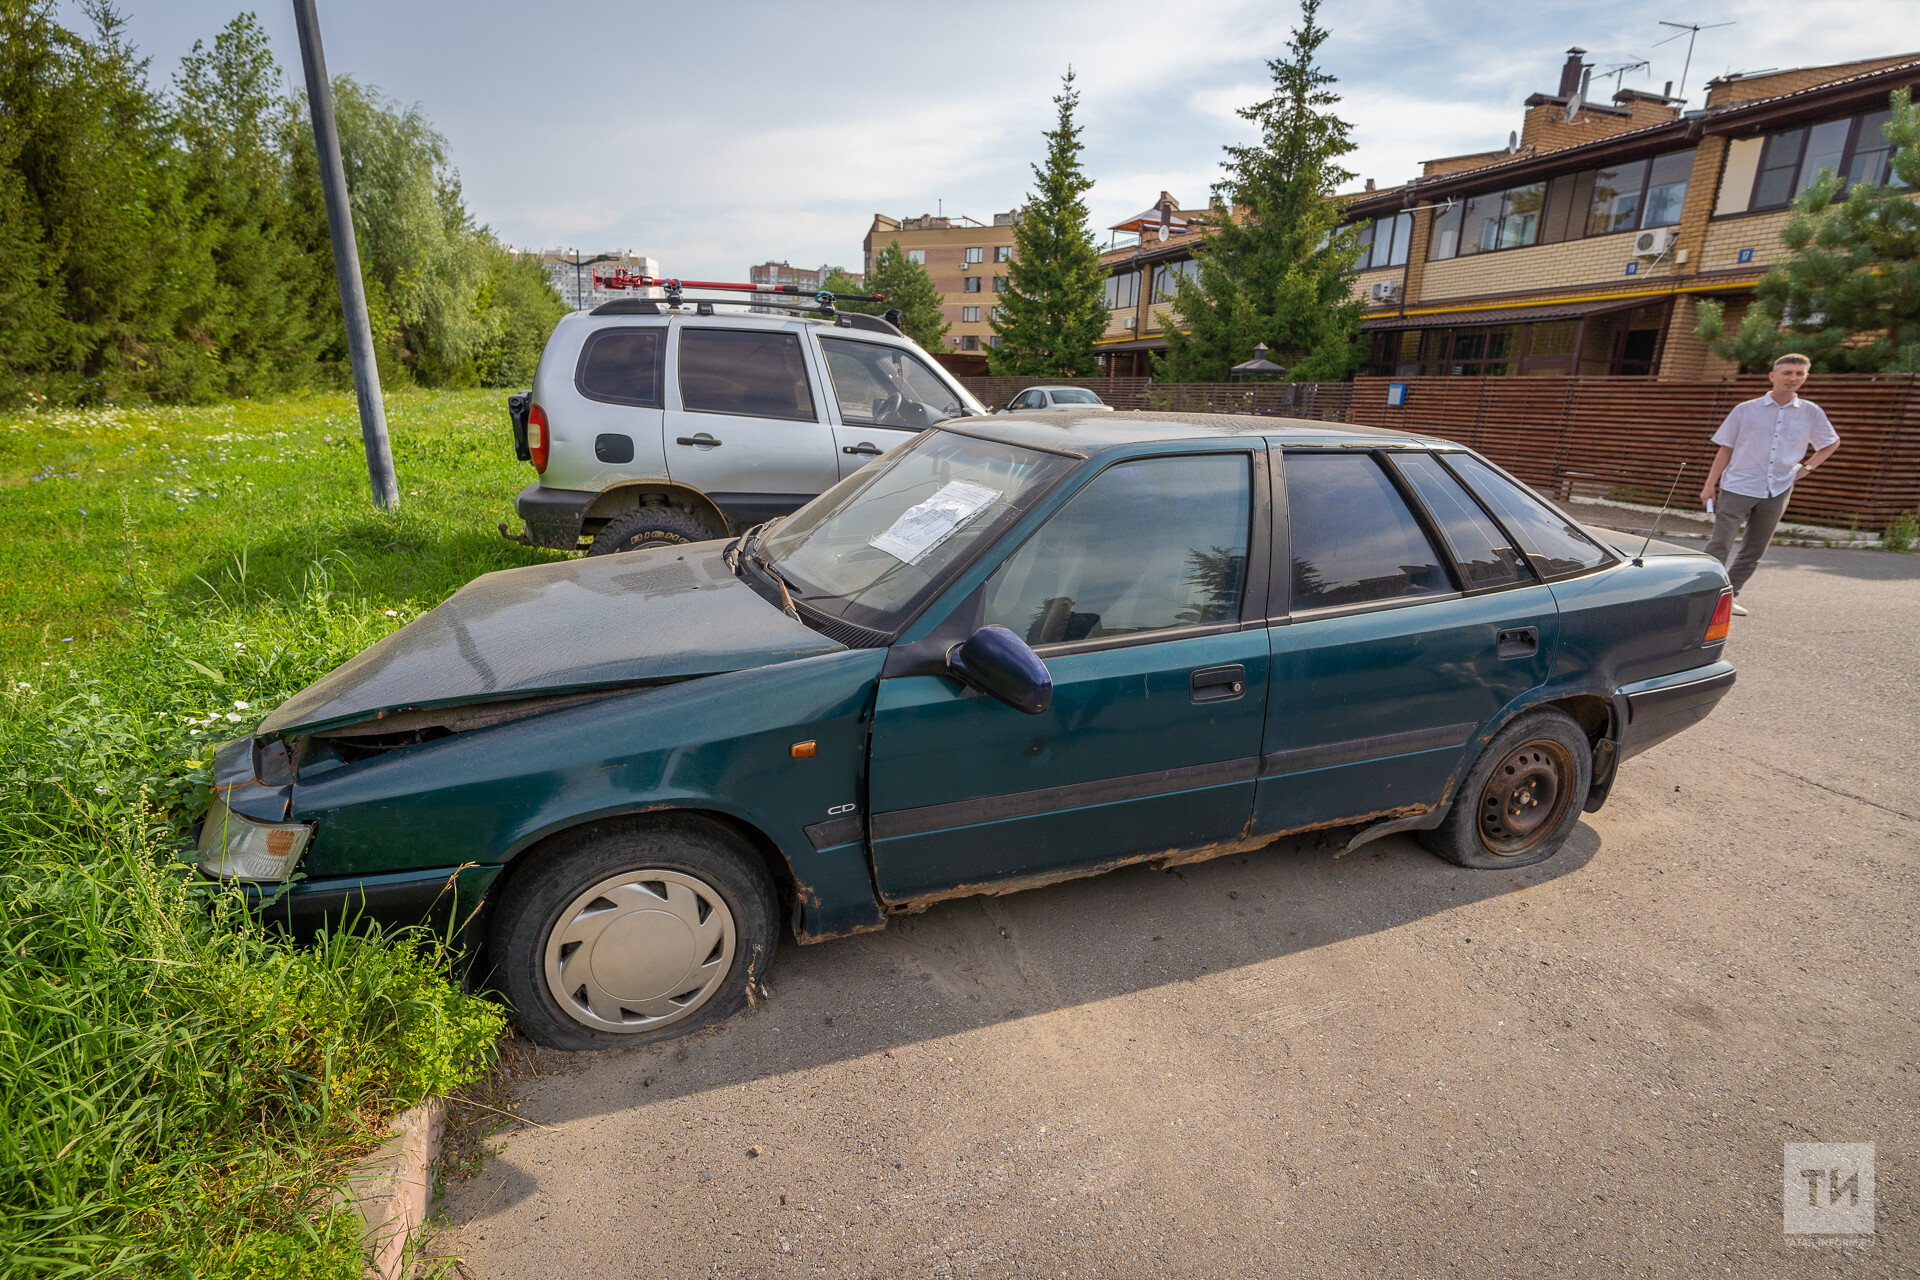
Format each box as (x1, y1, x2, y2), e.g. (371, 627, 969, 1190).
(1596, 58, 1651, 97)
(1655, 20, 1734, 103)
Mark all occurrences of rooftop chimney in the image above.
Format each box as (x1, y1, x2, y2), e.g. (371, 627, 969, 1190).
(1557, 47, 1588, 98)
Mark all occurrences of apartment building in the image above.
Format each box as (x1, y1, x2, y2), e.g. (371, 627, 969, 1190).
(1091, 48, 1917, 379)
(864, 212, 1018, 371)
(1093, 193, 1211, 375)
(746, 262, 860, 293)
(533, 250, 662, 310)
(1343, 48, 1919, 377)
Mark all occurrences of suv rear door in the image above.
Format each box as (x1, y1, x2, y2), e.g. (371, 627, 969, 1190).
(664, 323, 839, 527)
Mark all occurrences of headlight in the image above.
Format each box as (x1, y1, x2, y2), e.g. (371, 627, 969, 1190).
(197, 796, 314, 882)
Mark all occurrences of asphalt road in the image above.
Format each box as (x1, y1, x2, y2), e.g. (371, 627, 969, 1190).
(433, 545, 1918, 1279)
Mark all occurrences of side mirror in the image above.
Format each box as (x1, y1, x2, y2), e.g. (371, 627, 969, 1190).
(946, 625, 1052, 715)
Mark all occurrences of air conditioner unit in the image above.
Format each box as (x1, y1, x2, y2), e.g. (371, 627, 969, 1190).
(1634, 227, 1677, 256)
(1123, 315, 1137, 329)
(1370, 281, 1402, 302)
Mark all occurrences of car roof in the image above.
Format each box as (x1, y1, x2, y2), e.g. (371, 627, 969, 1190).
(944, 410, 1449, 458)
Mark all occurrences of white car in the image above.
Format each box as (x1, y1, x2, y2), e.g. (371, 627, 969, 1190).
(1001, 386, 1113, 413)
(506, 301, 989, 554)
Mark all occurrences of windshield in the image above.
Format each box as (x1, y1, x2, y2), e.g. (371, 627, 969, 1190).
(758, 429, 1072, 632)
(1047, 388, 1103, 405)
(818, 337, 984, 429)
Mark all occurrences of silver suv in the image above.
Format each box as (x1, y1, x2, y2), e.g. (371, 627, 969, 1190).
(505, 301, 988, 554)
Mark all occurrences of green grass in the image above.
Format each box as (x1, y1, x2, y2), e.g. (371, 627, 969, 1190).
(0, 389, 550, 1277)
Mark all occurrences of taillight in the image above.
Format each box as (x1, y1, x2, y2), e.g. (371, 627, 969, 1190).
(1704, 590, 1733, 643)
(528, 404, 549, 473)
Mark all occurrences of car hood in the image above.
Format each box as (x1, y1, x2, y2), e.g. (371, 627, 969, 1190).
(259, 543, 844, 737)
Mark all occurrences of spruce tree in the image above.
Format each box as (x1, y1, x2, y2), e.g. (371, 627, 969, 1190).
(1155, 0, 1364, 382)
(1695, 88, 1919, 373)
(175, 13, 331, 396)
(861, 241, 948, 350)
(989, 70, 1107, 377)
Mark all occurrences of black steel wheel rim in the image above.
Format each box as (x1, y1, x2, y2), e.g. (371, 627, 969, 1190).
(1476, 738, 1574, 857)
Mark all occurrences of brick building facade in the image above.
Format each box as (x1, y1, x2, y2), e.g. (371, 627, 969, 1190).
(1090, 48, 1917, 379)
(864, 212, 1018, 373)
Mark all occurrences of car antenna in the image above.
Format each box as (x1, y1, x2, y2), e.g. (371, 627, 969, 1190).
(1633, 462, 1687, 566)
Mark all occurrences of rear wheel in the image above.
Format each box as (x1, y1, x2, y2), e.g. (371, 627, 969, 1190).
(489, 816, 778, 1051)
(1419, 710, 1590, 870)
(587, 506, 715, 555)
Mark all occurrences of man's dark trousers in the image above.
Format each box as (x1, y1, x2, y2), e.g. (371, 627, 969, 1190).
(1704, 488, 1791, 594)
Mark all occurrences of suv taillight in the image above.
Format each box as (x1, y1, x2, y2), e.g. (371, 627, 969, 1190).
(528, 404, 549, 473)
(1704, 590, 1733, 643)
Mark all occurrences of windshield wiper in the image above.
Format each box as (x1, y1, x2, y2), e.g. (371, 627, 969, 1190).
(740, 524, 805, 621)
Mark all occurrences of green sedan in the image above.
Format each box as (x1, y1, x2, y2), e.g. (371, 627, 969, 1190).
(201, 414, 1736, 1050)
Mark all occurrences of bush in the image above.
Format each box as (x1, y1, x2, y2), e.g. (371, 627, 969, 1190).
(1882, 510, 1918, 552)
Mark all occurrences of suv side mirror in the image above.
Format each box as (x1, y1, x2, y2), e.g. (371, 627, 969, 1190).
(946, 625, 1052, 715)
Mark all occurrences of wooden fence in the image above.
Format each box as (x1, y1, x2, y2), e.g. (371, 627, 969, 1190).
(958, 373, 1920, 531)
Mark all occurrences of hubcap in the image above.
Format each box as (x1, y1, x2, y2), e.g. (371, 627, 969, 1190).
(1476, 739, 1574, 857)
(543, 870, 735, 1034)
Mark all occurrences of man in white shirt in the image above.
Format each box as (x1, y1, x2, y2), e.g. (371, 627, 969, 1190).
(1699, 353, 1840, 615)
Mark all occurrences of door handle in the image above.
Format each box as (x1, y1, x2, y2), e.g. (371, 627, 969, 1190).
(1496, 627, 1539, 659)
(1190, 664, 1247, 703)
(842, 443, 883, 456)
(675, 433, 721, 447)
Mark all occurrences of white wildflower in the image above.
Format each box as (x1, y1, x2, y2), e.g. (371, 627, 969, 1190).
(225, 712, 242, 722)
(232, 701, 249, 710)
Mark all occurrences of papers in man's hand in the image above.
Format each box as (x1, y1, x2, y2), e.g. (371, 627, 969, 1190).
(869, 480, 1000, 565)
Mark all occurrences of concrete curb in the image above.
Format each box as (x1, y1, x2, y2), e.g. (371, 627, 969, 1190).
(335, 1098, 444, 1280)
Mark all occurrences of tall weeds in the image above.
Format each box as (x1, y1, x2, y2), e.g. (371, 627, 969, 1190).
(0, 575, 503, 1276)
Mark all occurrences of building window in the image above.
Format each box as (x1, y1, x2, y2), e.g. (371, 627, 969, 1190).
(1430, 149, 1695, 261)
(993, 276, 1009, 292)
(907, 248, 926, 265)
(1749, 109, 1904, 211)
(964, 247, 984, 263)
(992, 306, 1007, 321)
(962, 306, 980, 323)
(1152, 258, 1198, 301)
(1103, 270, 1140, 310)
(963, 276, 982, 293)
(961, 335, 980, 351)
(994, 245, 1012, 262)
(1353, 212, 1412, 270)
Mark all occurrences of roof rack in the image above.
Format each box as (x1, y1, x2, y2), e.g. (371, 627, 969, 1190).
(589, 270, 904, 334)
(586, 296, 904, 335)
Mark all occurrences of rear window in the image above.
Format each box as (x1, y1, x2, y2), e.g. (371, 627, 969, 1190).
(1394, 453, 1533, 591)
(679, 329, 817, 422)
(576, 328, 663, 407)
(1444, 454, 1613, 579)
(1284, 452, 1452, 611)
(1048, 389, 1102, 405)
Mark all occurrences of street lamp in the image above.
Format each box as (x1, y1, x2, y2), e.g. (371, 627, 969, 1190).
(567, 250, 619, 310)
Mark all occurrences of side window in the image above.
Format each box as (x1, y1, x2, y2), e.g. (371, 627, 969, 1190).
(983, 455, 1250, 647)
(818, 338, 966, 428)
(1284, 452, 1451, 611)
(1393, 453, 1533, 591)
(575, 328, 664, 407)
(1444, 454, 1613, 578)
(678, 329, 816, 422)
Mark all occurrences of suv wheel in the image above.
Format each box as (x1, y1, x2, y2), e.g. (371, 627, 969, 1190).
(489, 816, 778, 1051)
(588, 506, 716, 555)
(1418, 710, 1591, 870)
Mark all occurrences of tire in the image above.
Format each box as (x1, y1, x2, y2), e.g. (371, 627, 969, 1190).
(1418, 710, 1591, 870)
(488, 815, 778, 1051)
(587, 505, 716, 556)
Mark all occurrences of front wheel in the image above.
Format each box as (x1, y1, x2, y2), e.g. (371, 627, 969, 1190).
(488, 816, 778, 1051)
(1418, 710, 1591, 870)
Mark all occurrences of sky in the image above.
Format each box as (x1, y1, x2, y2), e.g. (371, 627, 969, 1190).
(65, 0, 1919, 280)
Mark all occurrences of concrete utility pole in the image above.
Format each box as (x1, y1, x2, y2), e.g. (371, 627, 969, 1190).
(292, 0, 399, 511)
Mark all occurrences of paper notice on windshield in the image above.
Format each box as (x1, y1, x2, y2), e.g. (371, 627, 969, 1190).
(869, 480, 1001, 565)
